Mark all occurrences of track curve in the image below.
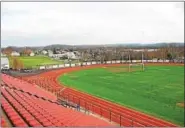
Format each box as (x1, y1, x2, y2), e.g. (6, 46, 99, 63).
(21, 63, 183, 127)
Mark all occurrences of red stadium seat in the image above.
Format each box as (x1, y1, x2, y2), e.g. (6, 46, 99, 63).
(1, 75, 114, 127)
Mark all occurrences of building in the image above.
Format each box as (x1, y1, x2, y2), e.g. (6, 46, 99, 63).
(42, 50, 48, 55)
(66, 52, 78, 59)
(51, 53, 66, 58)
(11, 51, 20, 56)
(50, 52, 79, 60)
(48, 50, 53, 57)
(30, 52, 35, 56)
(1, 57, 10, 69)
(147, 49, 158, 52)
(133, 49, 158, 52)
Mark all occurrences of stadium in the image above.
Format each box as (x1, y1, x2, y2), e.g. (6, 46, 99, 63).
(1, 59, 184, 127)
(1, 2, 184, 127)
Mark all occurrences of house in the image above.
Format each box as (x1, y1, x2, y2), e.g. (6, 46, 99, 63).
(22, 49, 32, 56)
(42, 50, 48, 55)
(66, 52, 78, 59)
(147, 49, 158, 52)
(48, 50, 53, 57)
(30, 52, 35, 56)
(51, 53, 66, 58)
(49, 51, 79, 60)
(132, 49, 158, 52)
(1, 57, 9, 69)
(11, 51, 20, 56)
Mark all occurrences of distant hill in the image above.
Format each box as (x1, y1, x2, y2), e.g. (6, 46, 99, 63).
(1, 46, 44, 52)
(43, 44, 74, 50)
(115, 43, 184, 48)
(2, 43, 184, 51)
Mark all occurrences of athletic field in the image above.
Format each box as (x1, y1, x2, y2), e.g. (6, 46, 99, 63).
(8, 56, 78, 68)
(59, 65, 184, 125)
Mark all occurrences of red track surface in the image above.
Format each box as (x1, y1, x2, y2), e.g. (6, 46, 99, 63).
(22, 63, 183, 127)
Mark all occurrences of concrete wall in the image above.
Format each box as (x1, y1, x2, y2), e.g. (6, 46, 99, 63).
(38, 59, 176, 70)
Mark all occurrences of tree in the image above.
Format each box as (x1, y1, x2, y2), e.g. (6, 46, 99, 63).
(167, 53, 172, 60)
(22, 48, 32, 56)
(12, 57, 19, 70)
(104, 51, 112, 61)
(60, 55, 68, 60)
(12, 57, 24, 70)
(69, 48, 73, 52)
(2, 47, 13, 56)
(53, 48, 57, 54)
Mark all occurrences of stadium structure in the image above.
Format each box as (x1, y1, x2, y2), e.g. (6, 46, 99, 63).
(1, 60, 183, 127)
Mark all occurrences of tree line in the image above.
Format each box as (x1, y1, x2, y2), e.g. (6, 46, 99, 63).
(79, 46, 184, 62)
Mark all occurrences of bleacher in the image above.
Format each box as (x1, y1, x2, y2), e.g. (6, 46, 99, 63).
(2, 74, 57, 101)
(1, 74, 113, 127)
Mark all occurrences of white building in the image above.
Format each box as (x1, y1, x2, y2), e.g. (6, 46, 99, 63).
(50, 51, 78, 60)
(42, 50, 48, 55)
(66, 52, 78, 59)
(52, 54, 63, 58)
(133, 49, 158, 52)
(1, 57, 9, 69)
(147, 49, 158, 52)
(132, 49, 144, 52)
(11, 51, 20, 56)
(48, 50, 53, 57)
(30, 52, 35, 56)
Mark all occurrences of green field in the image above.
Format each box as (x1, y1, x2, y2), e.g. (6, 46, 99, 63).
(8, 56, 79, 68)
(59, 65, 184, 125)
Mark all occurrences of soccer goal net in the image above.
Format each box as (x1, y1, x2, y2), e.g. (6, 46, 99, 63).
(128, 63, 145, 72)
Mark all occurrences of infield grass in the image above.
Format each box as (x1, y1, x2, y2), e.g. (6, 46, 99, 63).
(59, 65, 184, 126)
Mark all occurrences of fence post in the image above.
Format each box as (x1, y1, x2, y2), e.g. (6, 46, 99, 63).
(87, 104, 89, 115)
(100, 107, 102, 117)
(85, 102, 86, 113)
(92, 103, 93, 114)
(70, 60, 71, 67)
(120, 115, 122, 126)
(109, 109, 111, 122)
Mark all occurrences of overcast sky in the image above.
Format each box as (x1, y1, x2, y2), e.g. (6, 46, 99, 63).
(1, 2, 184, 47)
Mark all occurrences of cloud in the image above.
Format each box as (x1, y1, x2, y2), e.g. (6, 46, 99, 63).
(1, 2, 184, 47)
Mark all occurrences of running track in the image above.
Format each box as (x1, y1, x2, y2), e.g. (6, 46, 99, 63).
(21, 63, 183, 127)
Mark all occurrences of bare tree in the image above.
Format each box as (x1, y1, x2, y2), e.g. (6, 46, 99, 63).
(11, 57, 24, 70)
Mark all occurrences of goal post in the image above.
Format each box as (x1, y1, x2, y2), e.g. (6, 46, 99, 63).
(128, 63, 145, 72)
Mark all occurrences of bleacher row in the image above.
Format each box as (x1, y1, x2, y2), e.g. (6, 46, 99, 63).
(1, 74, 113, 127)
(20, 65, 178, 127)
(23, 76, 61, 93)
(2, 74, 57, 101)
